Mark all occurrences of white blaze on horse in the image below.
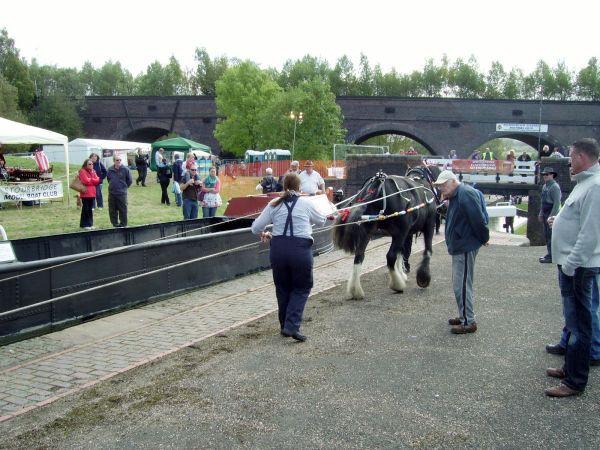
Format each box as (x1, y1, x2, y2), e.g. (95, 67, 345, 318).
(332, 165, 441, 299)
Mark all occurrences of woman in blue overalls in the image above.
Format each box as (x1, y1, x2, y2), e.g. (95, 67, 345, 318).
(251, 173, 327, 341)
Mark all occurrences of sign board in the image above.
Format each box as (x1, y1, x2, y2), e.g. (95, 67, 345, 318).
(496, 123, 548, 133)
(451, 159, 514, 174)
(0, 181, 64, 202)
(102, 149, 114, 157)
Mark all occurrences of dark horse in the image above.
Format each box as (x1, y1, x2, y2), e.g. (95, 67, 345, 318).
(332, 164, 441, 299)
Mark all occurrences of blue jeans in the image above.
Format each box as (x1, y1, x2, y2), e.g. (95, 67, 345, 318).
(557, 266, 600, 392)
(92, 183, 104, 209)
(559, 274, 600, 359)
(183, 198, 198, 220)
(174, 192, 182, 207)
(202, 206, 217, 218)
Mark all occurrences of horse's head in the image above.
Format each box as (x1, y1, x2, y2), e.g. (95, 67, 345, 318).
(353, 171, 389, 214)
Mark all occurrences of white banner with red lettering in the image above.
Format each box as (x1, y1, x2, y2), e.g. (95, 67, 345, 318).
(0, 181, 63, 202)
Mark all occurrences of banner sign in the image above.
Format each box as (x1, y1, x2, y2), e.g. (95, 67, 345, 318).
(0, 181, 64, 202)
(102, 149, 114, 157)
(496, 123, 548, 133)
(451, 159, 514, 174)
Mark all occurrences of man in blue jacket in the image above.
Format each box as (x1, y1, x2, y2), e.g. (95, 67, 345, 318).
(106, 156, 133, 227)
(433, 170, 490, 334)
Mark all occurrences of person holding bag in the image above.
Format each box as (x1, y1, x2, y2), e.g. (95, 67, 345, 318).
(200, 166, 222, 217)
(79, 158, 100, 230)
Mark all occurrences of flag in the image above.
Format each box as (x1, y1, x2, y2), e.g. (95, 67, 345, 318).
(34, 148, 50, 172)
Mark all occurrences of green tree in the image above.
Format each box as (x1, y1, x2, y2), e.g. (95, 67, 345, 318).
(79, 61, 97, 95)
(420, 57, 448, 97)
(0, 73, 26, 121)
(28, 60, 86, 99)
(553, 61, 574, 101)
(277, 55, 330, 90)
(523, 60, 554, 99)
(356, 54, 374, 96)
(448, 56, 485, 98)
(374, 67, 404, 96)
(576, 57, 600, 100)
(30, 94, 83, 138)
(485, 61, 507, 99)
(0, 28, 35, 111)
(329, 55, 357, 96)
(256, 79, 346, 160)
(135, 57, 186, 96)
(192, 48, 229, 96)
(503, 68, 524, 99)
(214, 61, 282, 156)
(94, 60, 134, 95)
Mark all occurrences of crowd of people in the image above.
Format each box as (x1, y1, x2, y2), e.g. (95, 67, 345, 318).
(73, 147, 225, 228)
(460, 145, 567, 162)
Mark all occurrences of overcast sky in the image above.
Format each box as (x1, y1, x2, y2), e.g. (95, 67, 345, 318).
(3, 0, 598, 77)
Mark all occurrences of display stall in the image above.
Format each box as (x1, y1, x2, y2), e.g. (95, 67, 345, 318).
(0, 117, 69, 205)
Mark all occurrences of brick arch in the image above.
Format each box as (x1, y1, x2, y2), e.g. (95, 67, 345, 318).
(347, 122, 437, 155)
(480, 131, 564, 153)
(110, 120, 171, 141)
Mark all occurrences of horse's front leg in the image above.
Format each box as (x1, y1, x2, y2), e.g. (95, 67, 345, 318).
(388, 232, 409, 292)
(347, 233, 370, 300)
(416, 215, 435, 288)
(402, 235, 413, 273)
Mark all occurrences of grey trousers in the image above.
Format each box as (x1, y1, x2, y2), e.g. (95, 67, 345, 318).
(452, 249, 479, 325)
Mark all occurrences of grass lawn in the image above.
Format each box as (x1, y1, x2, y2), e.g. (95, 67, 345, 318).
(1, 156, 259, 240)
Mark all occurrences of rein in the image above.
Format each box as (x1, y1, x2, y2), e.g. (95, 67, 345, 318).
(337, 169, 437, 223)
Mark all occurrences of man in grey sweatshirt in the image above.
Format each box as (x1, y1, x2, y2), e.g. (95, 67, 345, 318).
(544, 138, 600, 397)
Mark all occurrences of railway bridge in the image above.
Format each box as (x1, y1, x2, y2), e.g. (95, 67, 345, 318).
(81, 96, 600, 158)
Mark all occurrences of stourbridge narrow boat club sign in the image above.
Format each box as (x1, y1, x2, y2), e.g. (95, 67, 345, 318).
(0, 181, 63, 202)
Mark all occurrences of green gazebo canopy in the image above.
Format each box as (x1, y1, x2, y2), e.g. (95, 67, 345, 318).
(151, 137, 211, 153)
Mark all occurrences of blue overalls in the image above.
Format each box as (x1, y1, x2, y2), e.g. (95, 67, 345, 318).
(270, 196, 314, 334)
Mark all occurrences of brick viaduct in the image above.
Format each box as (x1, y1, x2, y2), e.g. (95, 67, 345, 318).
(81, 96, 600, 158)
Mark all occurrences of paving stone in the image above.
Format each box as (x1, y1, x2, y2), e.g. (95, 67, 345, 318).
(0, 239, 403, 420)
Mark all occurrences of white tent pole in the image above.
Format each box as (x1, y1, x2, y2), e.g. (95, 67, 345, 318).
(65, 142, 70, 206)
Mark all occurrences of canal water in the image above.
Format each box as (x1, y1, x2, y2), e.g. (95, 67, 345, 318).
(489, 215, 527, 233)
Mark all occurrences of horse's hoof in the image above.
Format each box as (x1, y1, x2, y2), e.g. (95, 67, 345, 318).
(416, 276, 431, 288)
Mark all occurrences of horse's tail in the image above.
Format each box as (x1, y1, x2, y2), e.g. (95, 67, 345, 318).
(332, 204, 369, 254)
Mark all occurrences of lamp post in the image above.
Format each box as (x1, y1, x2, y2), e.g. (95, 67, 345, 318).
(290, 111, 304, 160)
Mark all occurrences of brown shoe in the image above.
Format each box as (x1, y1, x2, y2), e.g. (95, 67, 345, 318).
(544, 384, 582, 397)
(448, 317, 462, 326)
(546, 367, 566, 379)
(450, 322, 477, 334)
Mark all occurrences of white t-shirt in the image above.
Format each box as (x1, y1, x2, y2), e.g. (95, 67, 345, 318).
(299, 170, 324, 194)
(251, 195, 327, 240)
(155, 151, 164, 167)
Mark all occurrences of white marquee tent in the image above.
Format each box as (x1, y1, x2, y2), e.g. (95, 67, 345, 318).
(0, 117, 68, 147)
(0, 117, 71, 203)
(43, 138, 151, 167)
